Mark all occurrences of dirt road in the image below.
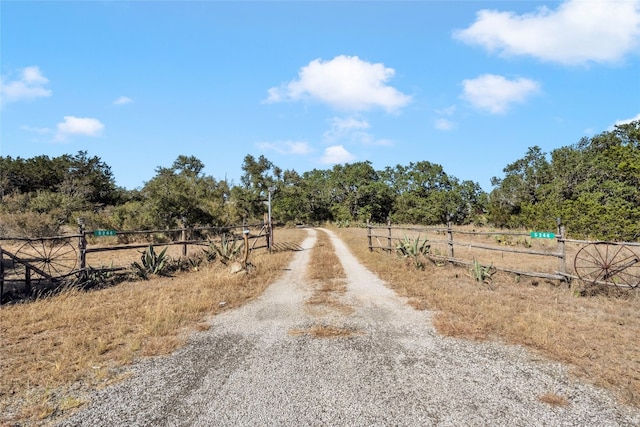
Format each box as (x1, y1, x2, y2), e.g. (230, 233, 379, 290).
(58, 228, 639, 426)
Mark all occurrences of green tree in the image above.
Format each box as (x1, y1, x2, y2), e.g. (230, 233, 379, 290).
(231, 154, 279, 221)
(489, 121, 640, 240)
(488, 146, 551, 228)
(328, 161, 393, 223)
(299, 168, 334, 223)
(139, 155, 227, 229)
(383, 161, 483, 225)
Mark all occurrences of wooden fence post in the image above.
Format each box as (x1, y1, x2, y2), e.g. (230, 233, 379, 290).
(0, 245, 4, 305)
(447, 215, 454, 260)
(25, 267, 31, 297)
(557, 218, 566, 276)
(263, 214, 271, 252)
(387, 219, 392, 253)
(181, 219, 187, 257)
(367, 220, 372, 252)
(242, 230, 249, 267)
(77, 217, 86, 272)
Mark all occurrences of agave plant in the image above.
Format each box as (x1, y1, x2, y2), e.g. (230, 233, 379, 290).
(208, 234, 244, 265)
(131, 245, 169, 279)
(470, 258, 495, 285)
(396, 235, 430, 270)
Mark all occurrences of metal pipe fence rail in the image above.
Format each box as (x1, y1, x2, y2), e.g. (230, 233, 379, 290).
(367, 221, 640, 289)
(0, 221, 272, 304)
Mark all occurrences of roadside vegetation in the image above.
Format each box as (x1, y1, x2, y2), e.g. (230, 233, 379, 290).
(335, 226, 640, 408)
(0, 228, 305, 425)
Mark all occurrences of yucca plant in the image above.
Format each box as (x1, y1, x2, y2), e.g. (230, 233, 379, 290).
(396, 235, 430, 270)
(208, 234, 244, 265)
(132, 245, 169, 279)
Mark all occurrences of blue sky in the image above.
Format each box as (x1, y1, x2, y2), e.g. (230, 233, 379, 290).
(2, 1, 639, 191)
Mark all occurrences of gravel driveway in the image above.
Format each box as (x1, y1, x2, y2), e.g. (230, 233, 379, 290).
(58, 228, 640, 426)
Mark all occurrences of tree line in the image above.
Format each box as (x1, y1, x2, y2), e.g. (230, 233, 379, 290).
(1, 121, 638, 240)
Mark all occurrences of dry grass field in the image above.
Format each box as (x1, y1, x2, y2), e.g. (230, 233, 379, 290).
(0, 228, 306, 426)
(334, 226, 640, 409)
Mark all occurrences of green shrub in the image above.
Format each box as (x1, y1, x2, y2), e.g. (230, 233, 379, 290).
(0, 211, 61, 237)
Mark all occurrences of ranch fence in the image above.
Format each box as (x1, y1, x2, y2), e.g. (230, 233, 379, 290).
(367, 220, 640, 289)
(0, 217, 275, 304)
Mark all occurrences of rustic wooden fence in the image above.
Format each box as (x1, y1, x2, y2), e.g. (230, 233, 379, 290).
(365, 219, 636, 288)
(0, 219, 274, 304)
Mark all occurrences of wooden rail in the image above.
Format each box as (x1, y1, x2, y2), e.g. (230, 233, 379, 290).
(0, 221, 273, 305)
(367, 220, 567, 282)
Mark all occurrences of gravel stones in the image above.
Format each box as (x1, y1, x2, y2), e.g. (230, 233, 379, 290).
(58, 228, 640, 426)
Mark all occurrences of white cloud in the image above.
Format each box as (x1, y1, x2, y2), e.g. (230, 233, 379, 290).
(454, 0, 640, 65)
(435, 118, 456, 131)
(113, 96, 133, 105)
(323, 116, 370, 142)
(608, 112, 640, 130)
(322, 115, 393, 146)
(330, 116, 371, 132)
(614, 113, 640, 126)
(265, 55, 411, 112)
(320, 145, 356, 164)
(461, 74, 540, 114)
(434, 105, 457, 130)
(257, 140, 312, 155)
(0, 66, 51, 106)
(55, 116, 105, 142)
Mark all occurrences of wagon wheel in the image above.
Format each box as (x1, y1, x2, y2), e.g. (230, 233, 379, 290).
(574, 243, 640, 288)
(15, 239, 77, 280)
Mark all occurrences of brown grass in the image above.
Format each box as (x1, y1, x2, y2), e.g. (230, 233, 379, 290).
(0, 228, 305, 426)
(289, 325, 363, 338)
(304, 230, 353, 316)
(293, 229, 356, 336)
(538, 392, 569, 407)
(306, 229, 346, 282)
(335, 226, 640, 408)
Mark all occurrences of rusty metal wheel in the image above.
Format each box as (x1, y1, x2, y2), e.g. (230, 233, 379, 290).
(574, 243, 640, 288)
(15, 239, 77, 280)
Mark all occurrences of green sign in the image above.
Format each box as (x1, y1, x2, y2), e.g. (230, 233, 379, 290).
(94, 229, 117, 237)
(530, 231, 555, 239)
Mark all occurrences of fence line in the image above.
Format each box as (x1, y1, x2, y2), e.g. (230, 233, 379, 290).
(367, 220, 567, 281)
(75, 221, 269, 270)
(0, 220, 273, 304)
